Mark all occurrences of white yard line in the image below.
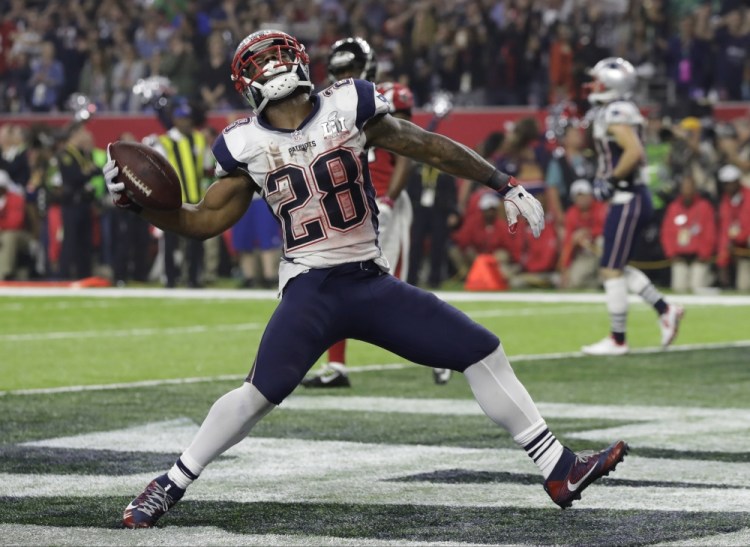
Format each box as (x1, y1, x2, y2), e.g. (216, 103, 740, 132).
(1, 286, 749, 305)
(0, 322, 261, 342)
(2, 340, 748, 397)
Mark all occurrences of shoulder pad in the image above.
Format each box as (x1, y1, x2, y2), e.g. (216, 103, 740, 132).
(604, 101, 644, 126)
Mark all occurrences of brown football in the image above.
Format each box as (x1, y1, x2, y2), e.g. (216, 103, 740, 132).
(109, 141, 182, 211)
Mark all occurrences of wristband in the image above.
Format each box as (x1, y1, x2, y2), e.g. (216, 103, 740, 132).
(486, 170, 518, 195)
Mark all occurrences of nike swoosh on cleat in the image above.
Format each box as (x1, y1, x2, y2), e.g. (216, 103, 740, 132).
(567, 464, 599, 492)
(319, 374, 344, 384)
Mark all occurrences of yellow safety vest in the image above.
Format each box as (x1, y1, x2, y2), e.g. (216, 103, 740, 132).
(158, 131, 207, 204)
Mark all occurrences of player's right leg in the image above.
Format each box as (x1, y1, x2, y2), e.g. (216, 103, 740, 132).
(123, 269, 343, 528)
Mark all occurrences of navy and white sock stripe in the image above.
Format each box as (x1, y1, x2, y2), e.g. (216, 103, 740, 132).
(176, 457, 199, 481)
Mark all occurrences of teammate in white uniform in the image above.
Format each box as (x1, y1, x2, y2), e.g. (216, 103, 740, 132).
(581, 58, 684, 356)
(104, 30, 627, 528)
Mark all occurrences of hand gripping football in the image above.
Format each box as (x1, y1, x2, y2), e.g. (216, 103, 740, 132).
(109, 141, 182, 211)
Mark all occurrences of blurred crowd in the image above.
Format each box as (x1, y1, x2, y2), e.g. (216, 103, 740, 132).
(1, 0, 750, 292)
(1, 106, 750, 292)
(0, 0, 749, 115)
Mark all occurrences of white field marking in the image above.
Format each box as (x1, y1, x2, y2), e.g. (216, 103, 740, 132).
(0, 525, 485, 547)
(0, 322, 261, 342)
(2, 286, 750, 306)
(655, 528, 750, 547)
(3, 339, 749, 397)
(464, 304, 603, 318)
(9, 420, 750, 512)
(280, 396, 750, 453)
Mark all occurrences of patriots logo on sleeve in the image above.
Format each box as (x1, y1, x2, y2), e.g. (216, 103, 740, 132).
(376, 93, 389, 105)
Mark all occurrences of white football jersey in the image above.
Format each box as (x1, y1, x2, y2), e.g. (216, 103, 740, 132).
(212, 79, 392, 291)
(591, 100, 645, 186)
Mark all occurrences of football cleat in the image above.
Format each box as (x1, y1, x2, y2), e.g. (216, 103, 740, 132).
(432, 368, 452, 385)
(122, 474, 184, 528)
(659, 304, 684, 348)
(581, 336, 629, 356)
(300, 363, 351, 388)
(544, 440, 628, 509)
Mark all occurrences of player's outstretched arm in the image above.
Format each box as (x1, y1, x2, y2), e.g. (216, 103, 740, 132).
(142, 174, 255, 240)
(365, 114, 545, 237)
(365, 114, 503, 190)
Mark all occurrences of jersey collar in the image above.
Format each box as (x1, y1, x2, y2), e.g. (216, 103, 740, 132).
(256, 94, 321, 134)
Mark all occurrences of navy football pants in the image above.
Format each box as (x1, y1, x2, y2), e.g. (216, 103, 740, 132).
(600, 186, 653, 270)
(248, 261, 499, 404)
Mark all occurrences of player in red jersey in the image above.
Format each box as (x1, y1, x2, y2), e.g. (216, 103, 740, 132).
(302, 37, 417, 388)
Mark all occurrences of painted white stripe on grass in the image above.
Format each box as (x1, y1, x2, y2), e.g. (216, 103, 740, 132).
(2, 286, 750, 306)
(0, 524, 477, 547)
(0, 322, 261, 342)
(3, 340, 748, 396)
(11, 424, 750, 508)
(655, 528, 750, 547)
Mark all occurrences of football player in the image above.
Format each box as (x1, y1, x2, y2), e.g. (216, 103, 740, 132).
(302, 37, 427, 388)
(105, 30, 627, 528)
(581, 58, 684, 356)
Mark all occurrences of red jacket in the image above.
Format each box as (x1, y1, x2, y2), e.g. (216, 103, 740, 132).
(717, 187, 750, 267)
(560, 201, 607, 268)
(517, 215, 559, 273)
(452, 212, 515, 254)
(660, 195, 717, 261)
(0, 190, 25, 231)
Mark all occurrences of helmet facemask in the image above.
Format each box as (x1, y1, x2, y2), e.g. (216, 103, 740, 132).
(231, 30, 312, 114)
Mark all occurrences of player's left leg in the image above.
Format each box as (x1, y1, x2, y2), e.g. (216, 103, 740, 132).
(352, 273, 627, 507)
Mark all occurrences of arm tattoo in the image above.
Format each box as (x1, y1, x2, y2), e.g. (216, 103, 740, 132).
(366, 115, 503, 188)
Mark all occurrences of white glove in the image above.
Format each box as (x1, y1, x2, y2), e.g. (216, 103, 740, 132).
(104, 144, 141, 212)
(376, 196, 394, 234)
(502, 184, 545, 238)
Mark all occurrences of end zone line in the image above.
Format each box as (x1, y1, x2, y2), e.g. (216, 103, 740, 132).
(2, 340, 748, 397)
(2, 286, 750, 306)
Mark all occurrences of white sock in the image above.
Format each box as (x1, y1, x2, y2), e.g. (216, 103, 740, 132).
(513, 419, 565, 479)
(463, 344, 544, 436)
(624, 265, 666, 310)
(604, 276, 628, 335)
(179, 382, 275, 476)
(464, 345, 563, 477)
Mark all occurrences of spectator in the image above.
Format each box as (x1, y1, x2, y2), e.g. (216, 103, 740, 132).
(510, 198, 559, 289)
(112, 132, 152, 286)
(0, 169, 30, 280)
(26, 41, 65, 112)
(496, 117, 550, 197)
(110, 44, 146, 113)
(78, 48, 111, 111)
(660, 173, 717, 293)
(559, 179, 608, 289)
(199, 31, 235, 111)
(670, 116, 719, 201)
(449, 191, 517, 284)
(545, 123, 596, 232)
(714, 8, 749, 101)
(159, 33, 200, 99)
(57, 122, 98, 279)
(716, 164, 750, 291)
(407, 163, 460, 288)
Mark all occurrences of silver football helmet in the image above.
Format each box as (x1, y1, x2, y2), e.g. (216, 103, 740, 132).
(586, 57, 637, 104)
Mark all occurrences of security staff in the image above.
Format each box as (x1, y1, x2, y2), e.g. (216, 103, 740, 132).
(151, 98, 211, 288)
(57, 123, 98, 279)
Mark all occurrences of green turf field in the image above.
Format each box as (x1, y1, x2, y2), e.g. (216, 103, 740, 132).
(2, 289, 750, 546)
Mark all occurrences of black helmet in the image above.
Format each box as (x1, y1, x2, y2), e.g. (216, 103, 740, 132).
(327, 37, 376, 82)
